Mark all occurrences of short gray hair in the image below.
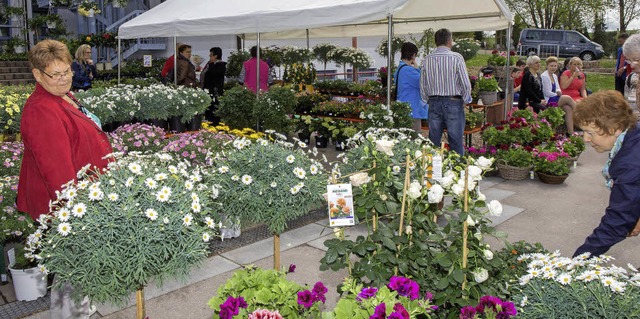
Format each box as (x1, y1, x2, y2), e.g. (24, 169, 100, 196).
(526, 55, 540, 67)
(623, 34, 640, 57)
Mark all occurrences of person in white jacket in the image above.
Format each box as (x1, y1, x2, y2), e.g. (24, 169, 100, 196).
(541, 56, 577, 134)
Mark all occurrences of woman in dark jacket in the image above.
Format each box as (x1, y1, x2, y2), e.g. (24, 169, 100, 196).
(71, 44, 97, 91)
(518, 55, 547, 113)
(202, 47, 226, 124)
(572, 90, 640, 257)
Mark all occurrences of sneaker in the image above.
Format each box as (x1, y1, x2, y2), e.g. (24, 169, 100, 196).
(89, 305, 97, 316)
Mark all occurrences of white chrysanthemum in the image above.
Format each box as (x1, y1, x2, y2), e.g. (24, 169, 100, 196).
(205, 217, 216, 229)
(290, 185, 300, 194)
(107, 193, 119, 201)
(168, 165, 178, 174)
(57, 208, 71, 222)
(72, 203, 87, 218)
(528, 268, 542, 277)
(88, 188, 104, 201)
(125, 177, 134, 187)
(160, 186, 171, 196)
(218, 166, 229, 174)
(270, 182, 277, 188)
(293, 168, 306, 179)
(77, 180, 90, 190)
(155, 173, 167, 180)
(556, 273, 572, 285)
(610, 281, 626, 293)
(310, 165, 319, 175)
(143, 178, 157, 189)
(577, 270, 597, 282)
(57, 222, 71, 236)
(286, 155, 295, 163)
(64, 187, 78, 200)
(89, 182, 101, 190)
(202, 232, 211, 242)
(184, 180, 194, 190)
(38, 264, 48, 275)
(542, 270, 557, 280)
(182, 213, 193, 226)
(145, 209, 158, 221)
(601, 276, 617, 287)
(241, 175, 253, 185)
(128, 162, 143, 175)
(519, 274, 532, 286)
(231, 175, 240, 181)
(156, 192, 169, 202)
(392, 165, 401, 175)
(192, 201, 201, 212)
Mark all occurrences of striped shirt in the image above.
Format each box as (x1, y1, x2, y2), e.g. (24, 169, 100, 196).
(420, 46, 472, 103)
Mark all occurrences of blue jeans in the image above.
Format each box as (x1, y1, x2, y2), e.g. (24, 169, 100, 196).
(428, 97, 465, 155)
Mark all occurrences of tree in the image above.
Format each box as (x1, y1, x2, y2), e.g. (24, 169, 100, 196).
(618, 0, 640, 32)
(505, 0, 608, 31)
(312, 43, 336, 72)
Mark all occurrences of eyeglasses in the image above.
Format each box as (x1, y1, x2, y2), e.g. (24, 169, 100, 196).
(84, 51, 92, 54)
(40, 68, 74, 81)
(627, 57, 640, 65)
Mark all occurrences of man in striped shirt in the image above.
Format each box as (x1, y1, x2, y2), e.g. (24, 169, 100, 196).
(420, 28, 472, 155)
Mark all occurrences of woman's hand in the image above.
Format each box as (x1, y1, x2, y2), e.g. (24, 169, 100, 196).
(628, 219, 640, 237)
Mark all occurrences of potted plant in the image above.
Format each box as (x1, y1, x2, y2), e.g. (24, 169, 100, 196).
(534, 150, 571, 183)
(465, 110, 484, 129)
(495, 146, 534, 180)
(5, 36, 27, 54)
(253, 86, 297, 134)
(78, 1, 101, 17)
(8, 242, 47, 301)
(217, 86, 257, 130)
(476, 76, 501, 105)
(3, 6, 24, 20)
(108, 0, 128, 8)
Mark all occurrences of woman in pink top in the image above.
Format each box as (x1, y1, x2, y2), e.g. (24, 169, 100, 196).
(560, 57, 587, 101)
(240, 46, 269, 93)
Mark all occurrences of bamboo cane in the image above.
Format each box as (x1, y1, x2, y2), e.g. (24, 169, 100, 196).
(461, 166, 469, 293)
(136, 288, 145, 319)
(274, 234, 280, 270)
(398, 154, 411, 235)
(372, 161, 378, 231)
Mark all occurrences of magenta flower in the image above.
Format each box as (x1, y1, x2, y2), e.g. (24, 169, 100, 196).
(219, 296, 247, 319)
(370, 303, 386, 319)
(387, 276, 420, 300)
(476, 295, 502, 314)
(297, 290, 314, 308)
(460, 305, 477, 319)
(392, 303, 410, 319)
(357, 287, 378, 301)
(312, 281, 327, 303)
(288, 264, 296, 273)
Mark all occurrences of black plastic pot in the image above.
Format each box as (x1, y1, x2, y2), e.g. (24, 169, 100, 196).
(186, 114, 203, 131)
(315, 135, 328, 148)
(168, 116, 185, 133)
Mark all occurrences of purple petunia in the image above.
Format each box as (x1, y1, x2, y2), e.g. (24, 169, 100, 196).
(459, 305, 477, 319)
(357, 287, 378, 301)
(497, 300, 518, 319)
(392, 303, 410, 319)
(288, 264, 296, 273)
(297, 290, 314, 308)
(219, 296, 247, 319)
(476, 295, 502, 314)
(369, 302, 386, 319)
(312, 282, 327, 303)
(387, 276, 420, 300)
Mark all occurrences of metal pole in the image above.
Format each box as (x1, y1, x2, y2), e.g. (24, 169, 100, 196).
(505, 25, 513, 120)
(173, 37, 177, 85)
(117, 38, 121, 85)
(256, 32, 261, 97)
(386, 14, 393, 106)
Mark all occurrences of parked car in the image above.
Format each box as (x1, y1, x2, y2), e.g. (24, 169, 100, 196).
(517, 28, 605, 61)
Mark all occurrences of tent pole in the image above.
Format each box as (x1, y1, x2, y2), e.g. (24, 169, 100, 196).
(173, 37, 177, 85)
(306, 29, 310, 50)
(505, 25, 512, 120)
(117, 38, 121, 85)
(256, 32, 261, 98)
(386, 14, 393, 106)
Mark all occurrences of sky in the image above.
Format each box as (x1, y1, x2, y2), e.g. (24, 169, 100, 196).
(605, 9, 640, 31)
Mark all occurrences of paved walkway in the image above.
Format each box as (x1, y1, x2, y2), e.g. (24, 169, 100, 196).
(14, 144, 640, 319)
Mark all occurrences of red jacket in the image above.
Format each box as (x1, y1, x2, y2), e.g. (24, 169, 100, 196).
(17, 84, 113, 221)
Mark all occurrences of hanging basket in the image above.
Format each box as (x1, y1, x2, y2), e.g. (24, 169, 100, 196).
(479, 91, 498, 105)
(536, 172, 569, 184)
(496, 161, 531, 180)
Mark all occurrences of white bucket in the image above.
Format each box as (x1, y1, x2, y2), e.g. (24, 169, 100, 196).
(9, 266, 47, 301)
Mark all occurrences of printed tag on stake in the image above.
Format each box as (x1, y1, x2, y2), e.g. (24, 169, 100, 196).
(327, 183, 355, 227)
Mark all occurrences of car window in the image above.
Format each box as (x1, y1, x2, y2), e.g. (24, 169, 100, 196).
(566, 32, 583, 43)
(525, 30, 541, 40)
(541, 31, 563, 41)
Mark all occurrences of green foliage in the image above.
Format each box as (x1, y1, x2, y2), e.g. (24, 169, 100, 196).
(0, 85, 29, 134)
(513, 253, 640, 319)
(294, 91, 329, 115)
(496, 147, 534, 168)
(313, 43, 337, 71)
(204, 134, 326, 234)
(216, 86, 257, 129)
(360, 102, 412, 130)
(226, 50, 251, 78)
(30, 153, 219, 305)
(538, 107, 565, 130)
(281, 46, 312, 65)
(375, 36, 406, 62)
(253, 87, 298, 133)
(533, 151, 570, 176)
(465, 110, 484, 129)
(452, 38, 480, 61)
(208, 266, 323, 318)
(0, 176, 34, 244)
(476, 77, 500, 92)
(487, 51, 516, 66)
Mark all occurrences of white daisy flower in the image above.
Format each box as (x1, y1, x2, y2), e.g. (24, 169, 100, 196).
(38, 264, 48, 275)
(72, 203, 87, 218)
(128, 162, 142, 175)
(182, 213, 193, 226)
(231, 175, 240, 181)
(286, 155, 295, 163)
(601, 276, 617, 287)
(294, 168, 306, 179)
(64, 188, 78, 200)
(107, 193, 119, 201)
(168, 165, 178, 174)
(145, 209, 158, 221)
(290, 185, 300, 194)
(270, 181, 277, 188)
(202, 232, 211, 242)
(57, 222, 71, 236)
(125, 177, 134, 187)
(57, 208, 71, 222)
(77, 180, 90, 189)
(205, 217, 216, 228)
(310, 165, 319, 175)
(610, 281, 626, 293)
(211, 186, 219, 199)
(577, 270, 597, 282)
(528, 268, 541, 277)
(556, 273, 572, 285)
(218, 166, 229, 174)
(154, 173, 167, 180)
(88, 189, 104, 201)
(156, 192, 169, 202)
(145, 178, 158, 189)
(241, 175, 253, 185)
(163, 217, 170, 224)
(191, 201, 201, 212)
(392, 166, 401, 175)
(542, 270, 557, 279)
(185, 180, 194, 190)
(519, 274, 532, 285)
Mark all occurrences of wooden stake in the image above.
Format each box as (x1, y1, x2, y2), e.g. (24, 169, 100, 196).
(398, 154, 411, 235)
(461, 166, 469, 292)
(274, 234, 280, 270)
(136, 288, 145, 319)
(372, 161, 378, 231)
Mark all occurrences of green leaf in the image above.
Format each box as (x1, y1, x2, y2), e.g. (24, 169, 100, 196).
(325, 250, 338, 264)
(435, 276, 449, 290)
(380, 236, 397, 251)
(452, 269, 465, 283)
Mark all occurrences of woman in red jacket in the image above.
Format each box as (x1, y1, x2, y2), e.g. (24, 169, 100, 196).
(17, 39, 112, 319)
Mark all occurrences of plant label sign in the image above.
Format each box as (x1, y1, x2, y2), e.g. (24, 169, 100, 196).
(327, 183, 355, 227)
(143, 55, 152, 67)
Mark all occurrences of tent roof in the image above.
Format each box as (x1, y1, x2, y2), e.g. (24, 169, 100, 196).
(118, 0, 408, 39)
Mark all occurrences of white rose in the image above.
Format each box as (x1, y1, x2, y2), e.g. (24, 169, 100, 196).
(484, 249, 494, 260)
(472, 268, 489, 283)
(476, 156, 494, 170)
(441, 174, 455, 188)
(487, 200, 503, 217)
(349, 172, 371, 187)
(451, 183, 465, 196)
(466, 215, 476, 226)
(474, 231, 483, 241)
(457, 173, 477, 190)
(415, 150, 423, 158)
(375, 140, 395, 156)
(476, 191, 486, 201)
(427, 184, 445, 203)
(467, 165, 483, 181)
(407, 181, 422, 199)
